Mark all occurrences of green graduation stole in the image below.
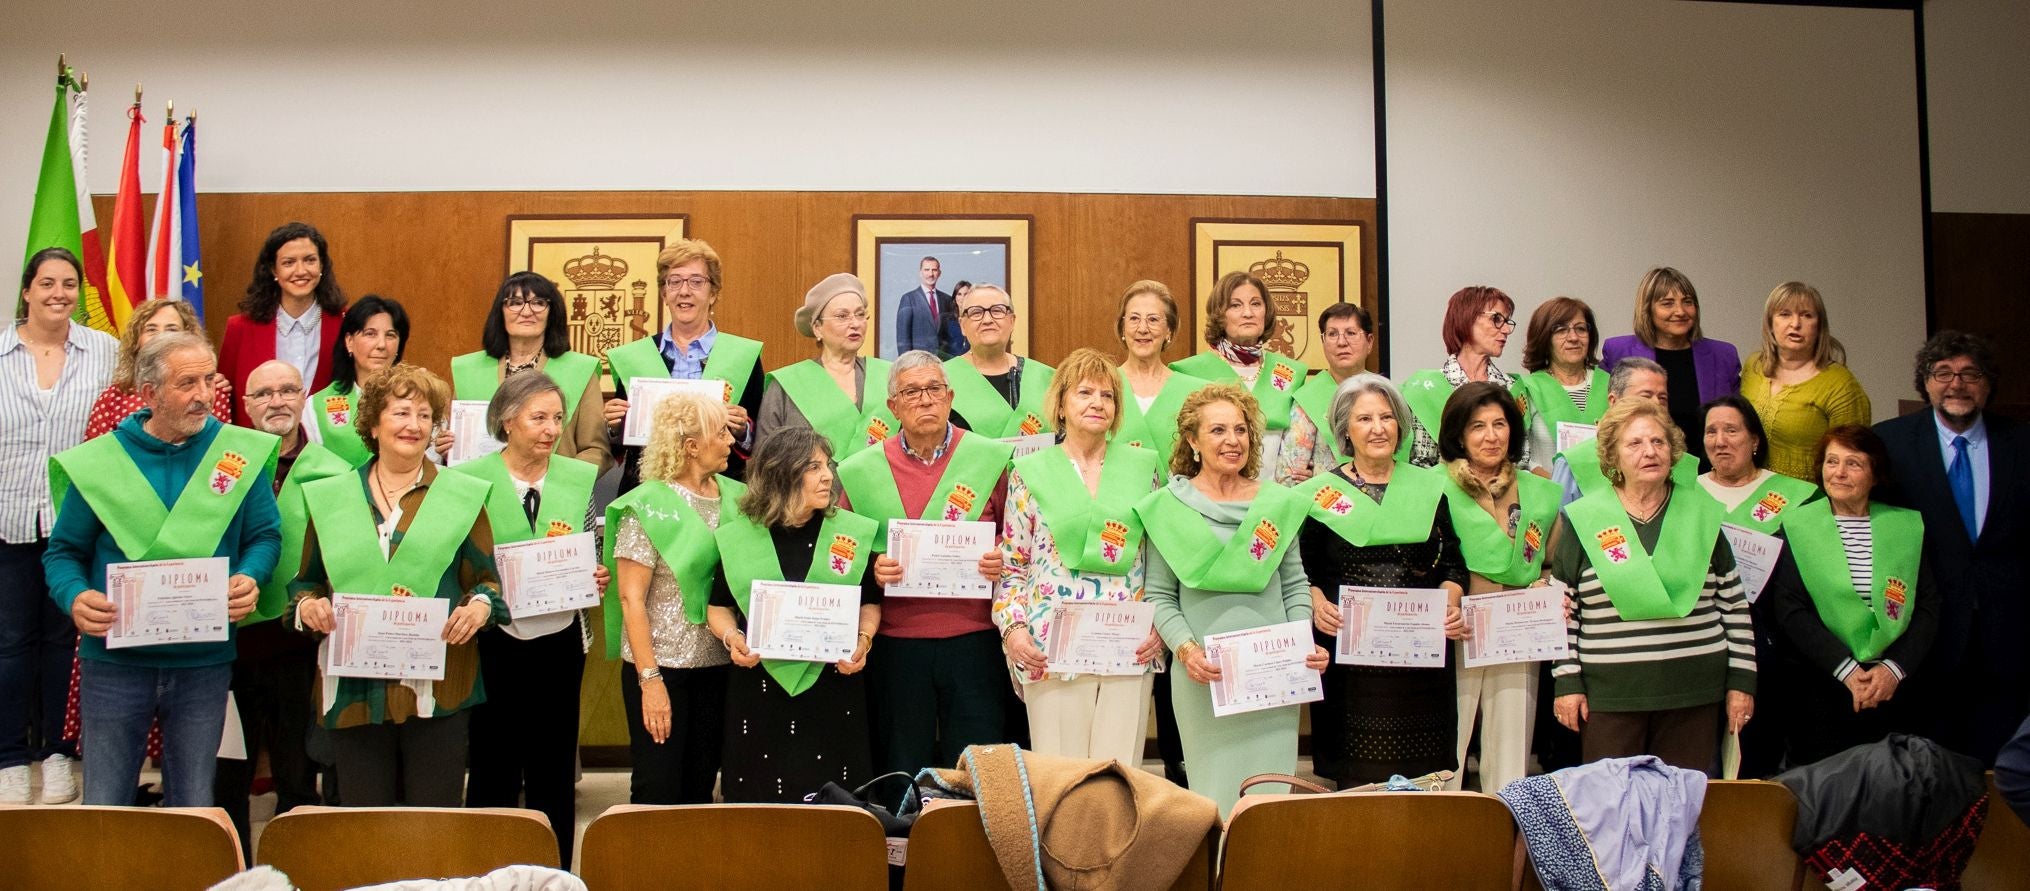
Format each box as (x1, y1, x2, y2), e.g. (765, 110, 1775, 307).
(1290, 372, 1350, 464)
(1133, 481, 1307, 592)
(944, 356, 1055, 438)
(714, 507, 876, 696)
(1398, 369, 1455, 462)
(452, 350, 600, 420)
(601, 476, 745, 656)
(766, 358, 900, 459)
(1512, 368, 1610, 431)
(606, 332, 765, 407)
(302, 468, 491, 598)
(1296, 461, 1447, 547)
(1444, 470, 1562, 587)
(1011, 443, 1159, 574)
(450, 452, 598, 544)
(1560, 439, 1699, 499)
(256, 442, 357, 624)
(308, 382, 371, 467)
(1169, 350, 1308, 432)
(1717, 472, 1820, 535)
(49, 424, 281, 563)
(1114, 370, 1208, 466)
(1563, 487, 1723, 620)
(1786, 500, 1922, 662)
(835, 432, 1014, 551)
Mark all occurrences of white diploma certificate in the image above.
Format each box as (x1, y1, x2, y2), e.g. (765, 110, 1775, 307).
(1461, 585, 1573, 668)
(622, 377, 729, 446)
(447, 400, 506, 466)
(1556, 422, 1597, 454)
(746, 580, 861, 663)
(1044, 601, 1155, 676)
(1720, 523, 1784, 604)
(1000, 433, 1056, 460)
(1335, 586, 1449, 668)
(1205, 620, 1322, 717)
(104, 556, 231, 650)
(494, 531, 600, 619)
(886, 519, 995, 599)
(324, 593, 450, 680)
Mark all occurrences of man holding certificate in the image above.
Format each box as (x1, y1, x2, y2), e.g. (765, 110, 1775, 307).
(44, 333, 282, 807)
(837, 351, 1013, 776)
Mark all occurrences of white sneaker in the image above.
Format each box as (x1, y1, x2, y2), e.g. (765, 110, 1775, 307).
(40, 755, 78, 804)
(0, 765, 28, 805)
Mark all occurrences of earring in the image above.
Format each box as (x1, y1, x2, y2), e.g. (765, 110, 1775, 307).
(1192, 448, 1201, 462)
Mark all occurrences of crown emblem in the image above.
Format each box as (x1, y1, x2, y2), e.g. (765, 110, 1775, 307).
(562, 247, 629, 290)
(545, 520, 574, 537)
(1249, 519, 1279, 560)
(1249, 251, 1310, 291)
(943, 484, 978, 521)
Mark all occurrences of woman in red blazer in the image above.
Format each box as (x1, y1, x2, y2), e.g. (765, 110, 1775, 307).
(219, 221, 346, 426)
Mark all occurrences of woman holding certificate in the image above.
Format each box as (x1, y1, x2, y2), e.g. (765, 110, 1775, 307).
(302, 296, 409, 468)
(1512, 297, 1607, 473)
(1136, 383, 1324, 818)
(1766, 426, 1936, 766)
(290, 364, 504, 807)
(757, 273, 898, 460)
(1296, 374, 1468, 788)
(1437, 382, 1558, 793)
(606, 392, 736, 805)
(449, 371, 603, 866)
(996, 349, 1164, 765)
(450, 272, 613, 474)
(1168, 272, 1308, 468)
(1548, 399, 1756, 770)
(707, 426, 889, 803)
(1113, 281, 1207, 465)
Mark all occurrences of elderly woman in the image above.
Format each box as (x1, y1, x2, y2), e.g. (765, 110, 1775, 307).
(1438, 382, 1560, 792)
(1698, 395, 1819, 534)
(603, 393, 736, 805)
(448, 371, 604, 866)
(1278, 302, 1376, 485)
(707, 426, 889, 803)
(996, 348, 1164, 764)
(1549, 399, 1755, 770)
(302, 295, 408, 467)
(1170, 272, 1309, 468)
(86, 298, 233, 438)
(758, 273, 899, 460)
(1602, 267, 1742, 468)
(450, 272, 612, 474)
(1135, 383, 1325, 817)
(1114, 280, 1209, 467)
(1514, 296, 1608, 472)
(1297, 374, 1468, 787)
(1400, 287, 1523, 470)
(946, 283, 1055, 438)
(1768, 426, 1936, 766)
(1, 248, 116, 805)
(219, 221, 346, 427)
(291, 364, 503, 807)
(1741, 282, 1872, 482)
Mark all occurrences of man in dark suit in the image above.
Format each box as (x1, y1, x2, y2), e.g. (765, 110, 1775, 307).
(1874, 331, 2028, 766)
(895, 256, 966, 357)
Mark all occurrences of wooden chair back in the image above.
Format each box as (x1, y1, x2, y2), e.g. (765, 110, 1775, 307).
(1699, 780, 1803, 891)
(256, 805, 557, 891)
(1963, 771, 2030, 888)
(1220, 792, 1516, 890)
(0, 805, 242, 890)
(899, 800, 1216, 891)
(579, 804, 889, 891)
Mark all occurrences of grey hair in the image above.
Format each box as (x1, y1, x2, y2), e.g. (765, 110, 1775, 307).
(135, 332, 214, 392)
(1329, 372, 1415, 458)
(1608, 357, 1667, 397)
(958, 283, 1009, 307)
(486, 370, 566, 441)
(888, 350, 948, 397)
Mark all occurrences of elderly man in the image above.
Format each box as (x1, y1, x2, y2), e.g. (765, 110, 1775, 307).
(42, 333, 281, 806)
(944, 284, 1056, 440)
(1550, 357, 1694, 504)
(837, 350, 1014, 774)
(1875, 331, 2029, 765)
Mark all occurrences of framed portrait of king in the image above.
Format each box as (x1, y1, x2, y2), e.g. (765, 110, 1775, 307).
(1190, 219, 1367, 372)
(506, 215, 689, 391)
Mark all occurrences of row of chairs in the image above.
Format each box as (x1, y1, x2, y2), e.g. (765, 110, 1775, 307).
(2, 777, 2023, 890)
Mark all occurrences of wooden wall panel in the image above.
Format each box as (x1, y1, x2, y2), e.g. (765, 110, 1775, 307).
(1931, 211, 2030, 416)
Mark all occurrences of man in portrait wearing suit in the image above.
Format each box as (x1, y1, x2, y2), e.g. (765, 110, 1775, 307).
(1874, 331, 2028, 766)
(895, 256, 966, 357)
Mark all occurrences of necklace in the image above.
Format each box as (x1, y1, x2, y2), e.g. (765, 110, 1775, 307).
(15, 325, 62, 358)
(373, 462, 422, 516)
(504, 354, 540, 375)
(1625, 486, 1671, 524)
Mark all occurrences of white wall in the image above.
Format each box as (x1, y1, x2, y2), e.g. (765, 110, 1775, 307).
(1383, 0, 1926, 420)
(1, 0, 1377, 295)
(1925, 0, 2030, 213)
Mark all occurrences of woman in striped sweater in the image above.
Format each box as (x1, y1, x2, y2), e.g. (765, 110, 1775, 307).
(1548, 398, 1756, 771)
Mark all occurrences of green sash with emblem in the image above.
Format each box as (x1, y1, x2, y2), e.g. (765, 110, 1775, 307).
(1170, 350, 1308, 432)
(1787, 500, 1921, 662)
(767, 358, 900, 459)
(1560, 438, 1699, 499)
(945, 356, 1055, 438)
(1399, 369, 1455, 464)
(1444, 470, 1561, 587)
(50, 423, 281, 564)
(601, 476, 745, 655)
(308, 382, 371, 467)
(256, 442, 355, 623)
(1512, 368, 1610, 432)
(715, 507, 876, 695)
(1115, 370, 1207, 466)
(1716, 472, 1819, 535)
(1290, 372, 1350, 464)
(1012, 443, 1159, 574)
(302, 469, 491, 598)
(1296, 461, 1447, 548)
(836, 431, 1014, 550)
(453, 351, 600, 419)
(1133, 481, 1307, 592)
(607, 331, 764, 407)
(1563, 487, 1723, 620)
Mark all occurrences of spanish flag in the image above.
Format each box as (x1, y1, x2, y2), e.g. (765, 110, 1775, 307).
(103, 92, 146, 331)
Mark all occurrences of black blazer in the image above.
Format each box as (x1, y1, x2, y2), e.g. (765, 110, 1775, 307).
(607, 333, 767, 494)
(1873, 409, 2028, 681)
(1768, 537, 1938, 681)
(894, 286, 967, 358)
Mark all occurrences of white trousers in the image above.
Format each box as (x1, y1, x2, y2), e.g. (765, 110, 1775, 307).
(1024, 673, 1154, 767)
(1451, 650, 1538, 793)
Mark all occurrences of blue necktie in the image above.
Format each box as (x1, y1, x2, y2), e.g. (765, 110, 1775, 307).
(1948, 434, 1977, 541)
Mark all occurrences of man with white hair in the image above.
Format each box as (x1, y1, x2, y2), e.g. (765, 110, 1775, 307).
(1550, 357, 1696, 505)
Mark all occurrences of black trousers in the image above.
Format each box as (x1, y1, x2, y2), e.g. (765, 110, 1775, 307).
(213, 621, 321, 860)
(865, 630, 1008, 775)
(466, 619, 585, 868)
(331, 710, 470, 807)
(1151, 667, 1186, 784)
(0, 538, 76, 769)
(619, 661, 727, 805)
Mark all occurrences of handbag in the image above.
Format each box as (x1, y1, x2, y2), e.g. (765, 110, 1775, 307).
(806, 772, 918, 891)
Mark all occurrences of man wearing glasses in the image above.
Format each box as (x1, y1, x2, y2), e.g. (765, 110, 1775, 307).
(943, 284, 1056, 441)
(1876, 331, 2028, 766)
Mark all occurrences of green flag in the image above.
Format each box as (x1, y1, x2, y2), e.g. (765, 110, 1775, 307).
(21, 69, 87, 325)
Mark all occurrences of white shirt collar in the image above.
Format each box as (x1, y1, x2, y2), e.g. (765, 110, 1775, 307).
(1933, 410, 1988, 449)
(277, 302, 316, 334)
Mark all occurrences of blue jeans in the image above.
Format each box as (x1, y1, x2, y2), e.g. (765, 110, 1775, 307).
(80, 659, 232, 806)
(0, 539, 78, 769)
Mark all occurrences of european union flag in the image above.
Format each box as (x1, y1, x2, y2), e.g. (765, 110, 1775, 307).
(176, 117, 202, 319)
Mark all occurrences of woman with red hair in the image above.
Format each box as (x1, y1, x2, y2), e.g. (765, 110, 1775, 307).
(1398, 286, 1523, 469)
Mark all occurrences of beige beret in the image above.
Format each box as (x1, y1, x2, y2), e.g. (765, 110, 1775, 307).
(795, 273, 867, 338)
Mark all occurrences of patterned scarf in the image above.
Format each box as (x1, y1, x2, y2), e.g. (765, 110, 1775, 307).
(1213, 338, 1264, 367)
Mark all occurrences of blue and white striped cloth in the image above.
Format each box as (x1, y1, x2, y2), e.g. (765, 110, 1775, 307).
(0, 322, 117, 543)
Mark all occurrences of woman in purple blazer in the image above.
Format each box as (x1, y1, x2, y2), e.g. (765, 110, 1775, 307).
(1600, 267, 1740, 467)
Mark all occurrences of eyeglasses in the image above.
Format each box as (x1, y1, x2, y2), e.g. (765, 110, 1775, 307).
(1122, 313, 1168, 329)
(1552, 323, 1590, 337)
(1929, 368, 1988, 384)
(895, 384, 950, 403)
(246, 385, 304, 403)
(1322, 329, 1368, 343)
(662, 276, 713, 292)
(822, 310, 869, 325)
(959, 305, 1014, 321)
(1482, 311, 1518, 331)
(504, 295, 548, 313)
